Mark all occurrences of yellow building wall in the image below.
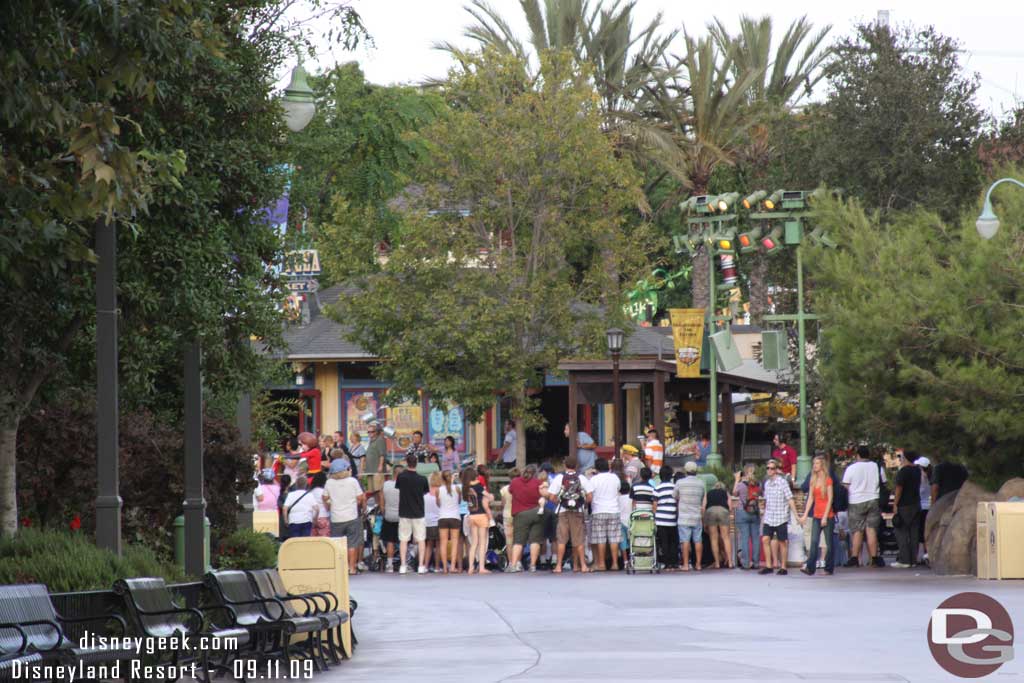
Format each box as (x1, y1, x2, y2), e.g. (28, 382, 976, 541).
(626, 388, 642, 450)
(315, 363, 340, 434)
(474, 421, 488, 465)
(602, 404, 614, 446)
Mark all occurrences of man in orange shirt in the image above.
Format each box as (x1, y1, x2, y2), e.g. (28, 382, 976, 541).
(643, 428, 664, 475)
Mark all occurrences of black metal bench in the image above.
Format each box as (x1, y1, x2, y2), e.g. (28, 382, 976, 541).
(203, 570, 328, 672)
(246, 569, 349, 662)
(114, 578, 250, 682)
(0, 583, 136, 680)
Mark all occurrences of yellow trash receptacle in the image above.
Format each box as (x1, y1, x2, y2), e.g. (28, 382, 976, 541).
(278, 537, 353, 656)
(253, 510, 279, 536)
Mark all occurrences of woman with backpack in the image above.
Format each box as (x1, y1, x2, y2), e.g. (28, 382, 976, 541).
(733, 465, 762, 570)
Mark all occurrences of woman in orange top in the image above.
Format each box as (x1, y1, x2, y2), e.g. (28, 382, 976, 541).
(799, 455, 835, 576)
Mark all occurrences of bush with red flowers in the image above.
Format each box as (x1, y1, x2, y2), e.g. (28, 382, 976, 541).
(16, 404, 252, 558)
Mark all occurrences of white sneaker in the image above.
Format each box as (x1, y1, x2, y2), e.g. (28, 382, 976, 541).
(399, 564, 408, 574)
(816, 559, 825, 569)
(891, 562, 911, 568)
(417, 566, 428, 574)
(357, 561, 368, 572)
(385, 564, 394, 573)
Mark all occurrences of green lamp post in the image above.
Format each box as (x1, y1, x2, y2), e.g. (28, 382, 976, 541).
(976, 178, 1024, 239)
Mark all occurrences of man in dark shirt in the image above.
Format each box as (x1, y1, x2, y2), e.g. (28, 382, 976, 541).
(395, 454, 430, 574)
(931, 458, 969, 503)
(892, 451, 922, 568)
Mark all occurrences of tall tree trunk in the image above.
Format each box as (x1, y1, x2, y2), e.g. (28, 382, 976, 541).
(691, 244, 710, 311)
(512, 389, 528, 470)
(747, 251, 769, 326)
(0, 418, 19, 536)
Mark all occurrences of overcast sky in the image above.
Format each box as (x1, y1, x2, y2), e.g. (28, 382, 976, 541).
(297, 0, 1024, 117)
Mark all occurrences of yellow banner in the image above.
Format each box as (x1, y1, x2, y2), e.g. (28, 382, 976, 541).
(670, 308, 705, 378)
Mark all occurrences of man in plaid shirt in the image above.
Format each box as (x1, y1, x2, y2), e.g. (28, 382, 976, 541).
(759, 459, 799, 576)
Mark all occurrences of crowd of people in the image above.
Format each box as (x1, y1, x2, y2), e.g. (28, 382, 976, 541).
(252, 424, 970, 577)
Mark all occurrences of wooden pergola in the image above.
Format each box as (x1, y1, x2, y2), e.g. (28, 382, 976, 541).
(559, 358, 780, 467)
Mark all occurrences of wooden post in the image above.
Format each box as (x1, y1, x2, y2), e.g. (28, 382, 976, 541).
(568, 372, 578, 462)
(653, 370, 665, 442)
(722, 382, 736, 469)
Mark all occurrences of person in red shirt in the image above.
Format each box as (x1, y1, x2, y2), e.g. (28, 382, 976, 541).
(507, 465, 549, 573)
(772, 433, 798, 480)
(298, 432, 323, 479)
(476, 464, 490, 491)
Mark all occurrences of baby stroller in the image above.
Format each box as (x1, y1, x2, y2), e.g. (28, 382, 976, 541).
(486, 521, 509, 571)
(626, 510, 658, 574)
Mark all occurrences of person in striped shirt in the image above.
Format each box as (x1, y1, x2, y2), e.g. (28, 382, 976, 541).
(653, 465, 679, 570)
(630, 468, 657, 512)
(643, 428, 664, 475)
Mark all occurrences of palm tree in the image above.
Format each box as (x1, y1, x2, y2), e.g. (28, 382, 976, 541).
(709, 15, 832, 323)
(640, 33, 764, 310)
(710, 15, 831, 108)
(435, 1, 676, 169)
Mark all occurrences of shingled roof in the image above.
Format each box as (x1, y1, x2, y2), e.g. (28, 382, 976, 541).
(281, 285, 692, 363)
(280, 284, 373, 360)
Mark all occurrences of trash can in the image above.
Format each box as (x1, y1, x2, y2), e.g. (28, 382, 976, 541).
(173, 515, 211, 572)
(278, 537, 353, 657)
(252, 510, 279, 537)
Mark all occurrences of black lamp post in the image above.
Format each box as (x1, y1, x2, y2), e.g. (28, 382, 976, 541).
(606, 328, 624, 450)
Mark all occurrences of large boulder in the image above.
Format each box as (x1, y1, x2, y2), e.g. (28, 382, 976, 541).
(929, 481, 1000, 576)
(997, 478, 1024, 501)
(925, 489, 957, 556)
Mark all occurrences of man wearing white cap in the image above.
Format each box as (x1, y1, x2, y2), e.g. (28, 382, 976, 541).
(916, 456, 932, 564)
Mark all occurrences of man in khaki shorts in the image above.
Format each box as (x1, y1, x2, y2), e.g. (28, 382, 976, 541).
(546, 455, 593, 572)
(842, 446, 885, 568)
(396, 454, 430, 574)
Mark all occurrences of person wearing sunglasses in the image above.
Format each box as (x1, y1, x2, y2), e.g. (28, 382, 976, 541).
(759, 459, 798, 575)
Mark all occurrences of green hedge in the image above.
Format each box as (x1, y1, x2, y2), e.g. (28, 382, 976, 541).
(0, 529, 185, 593)
(215, 529, 278, 570)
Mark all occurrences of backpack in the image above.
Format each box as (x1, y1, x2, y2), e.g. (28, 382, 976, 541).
(833, 479, 850, 512)
(558, 471, 586, 511)
(742, 482, 760, 514)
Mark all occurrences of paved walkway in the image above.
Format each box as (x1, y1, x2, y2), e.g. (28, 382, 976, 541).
(334, 567, 1024, 682)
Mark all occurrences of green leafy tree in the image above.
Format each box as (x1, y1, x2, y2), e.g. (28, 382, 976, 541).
(813, 23, 984, 220)
(288, 63, 443, 281)
(336, 50, 652, 466)
(806, 188, 1024, 488)
(0, 0, 358, 535)
(437, 0, 676, 183)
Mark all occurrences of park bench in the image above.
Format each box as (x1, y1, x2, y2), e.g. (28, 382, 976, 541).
(246, 569, 349, 662)
(203, 570, 328, 672)
(0, 584, 135, 679)
(114, 577, 250, 682)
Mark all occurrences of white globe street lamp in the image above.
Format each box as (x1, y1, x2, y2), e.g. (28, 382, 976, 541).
(281, 62, 316, 132)
(976, 178, 1024, 240)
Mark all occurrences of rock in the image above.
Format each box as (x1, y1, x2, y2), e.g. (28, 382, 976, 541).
(925, 489, 957, 560)
(929, 481, 1000, 576)
(997, 478, 1024, 501)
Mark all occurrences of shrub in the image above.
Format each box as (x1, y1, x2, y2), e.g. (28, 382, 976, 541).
(0, 529, 185, 593)
(215, 529, 278, 570)
(16, 403, 252, 554)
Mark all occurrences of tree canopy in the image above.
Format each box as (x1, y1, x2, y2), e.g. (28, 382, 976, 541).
(0, 0, 343, 535)
(806, 187, 1024, 487)
(810, 24, 984, 220)
(335, 50, 654, 466)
